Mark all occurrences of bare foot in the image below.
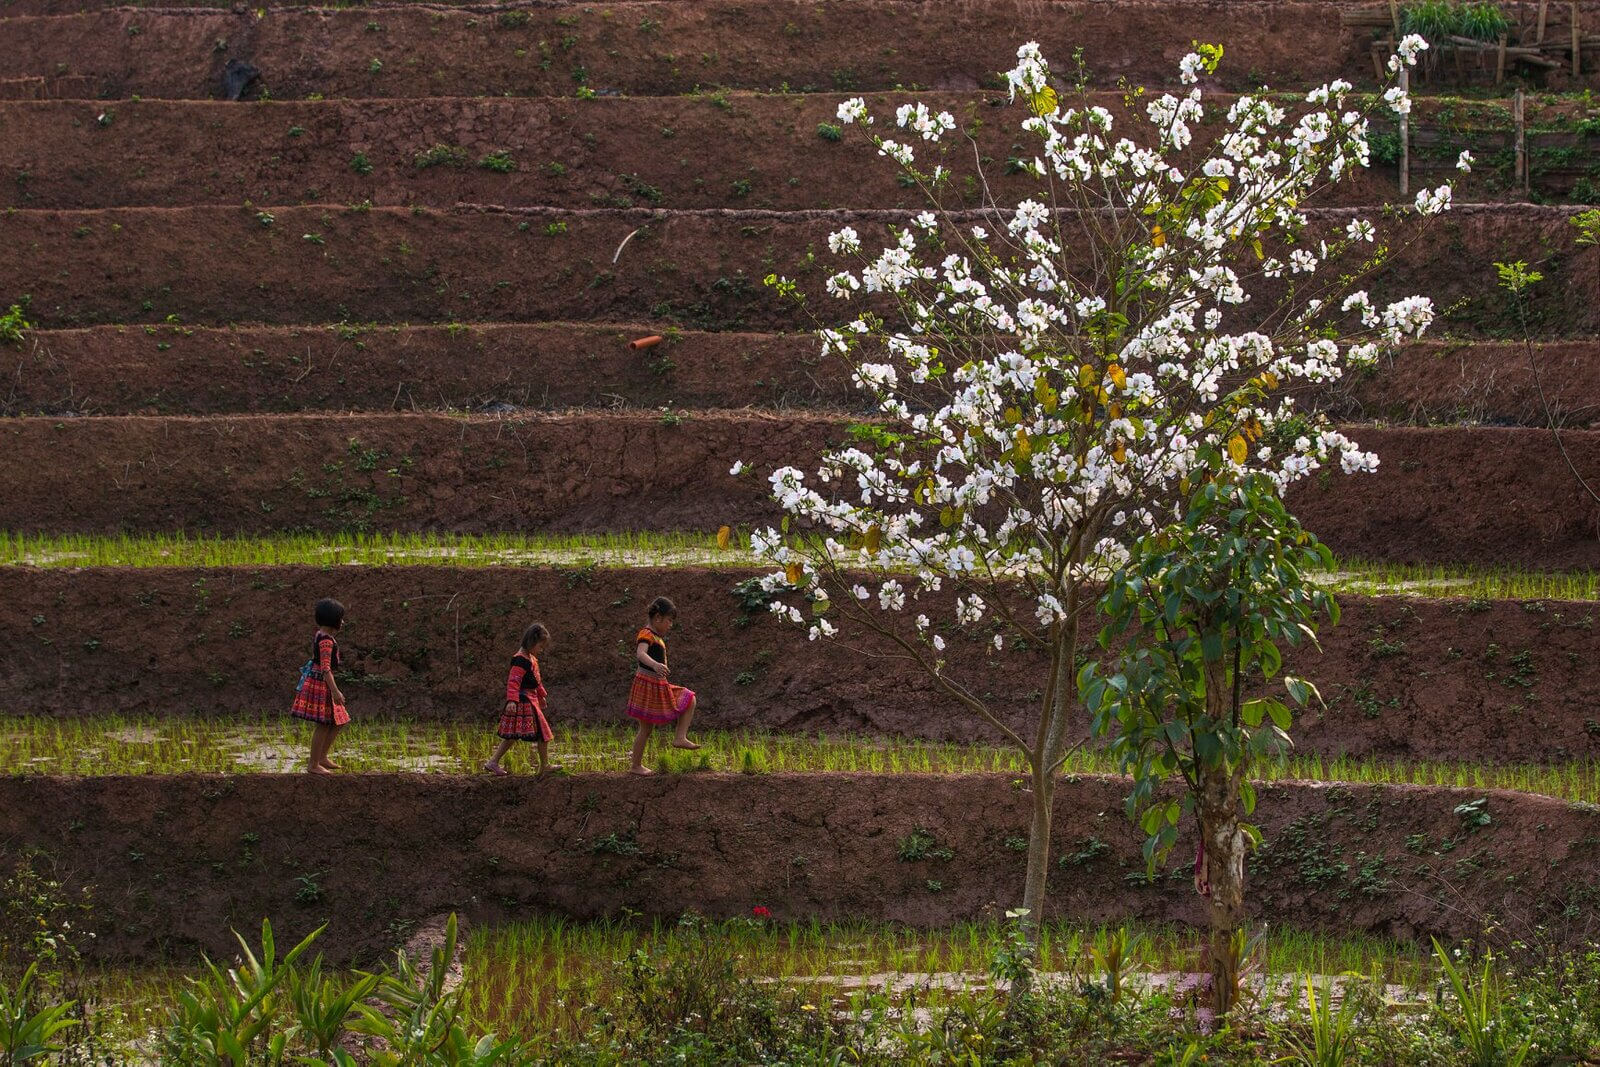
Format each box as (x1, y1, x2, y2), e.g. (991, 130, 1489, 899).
(672, 739, 701, 750)
(319, 760, 341, 771)
(629, 766, 657, 777)
(307, 764, 331, 776)
(484, 762, 509, 777)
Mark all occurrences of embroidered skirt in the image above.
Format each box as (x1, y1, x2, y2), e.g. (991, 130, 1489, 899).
(291, 678, 350, 727)
(498, 700, 553, 743)
(626, 670, 695, 725)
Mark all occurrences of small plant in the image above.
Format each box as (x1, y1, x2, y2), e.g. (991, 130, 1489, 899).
(896, 828, 954, 863)
(1431, 940, 1532, 1066)
(414, 143, 468, 169)
(301, 232, 325, 245)
(730, 178, 752, 198)
(0, 303, 30, 347)
(293, 872, 324, 903)
(367, 58, 382, 74)
(0, 963, 79, 1062)
(477, 151, 516, 173)
(350, 152, 373, 175)
(1284, 975, 1359, 1066)
(545, 221, 568, 237)
(1454, 797, 1491, 832)
(496, 10, 529, 28)
(816, 122, 843, 142)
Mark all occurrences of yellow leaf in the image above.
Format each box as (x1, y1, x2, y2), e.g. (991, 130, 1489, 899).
(785, 562, 803, 586)
(1015, 430, 1033, 457)
(1228, 434, 1249, 464)
(1004, 406, 1022, 425)
(1108, 403, 1122, 421)
(1261, 371, 1279, 390)
(1107, 363, 1127, 390)
(1029, 85, 1059, 118)
(1250, 237, 1264, 261)
(1078, 364, 1098, 389)
(1151, 224, 1166, 248)
(864, 525, 882, 552)
(1245, 417, 1263, 442)
(939, 507, 955, 528)
(716, 525, 732, 550)
(1112, 442, 1127, 464)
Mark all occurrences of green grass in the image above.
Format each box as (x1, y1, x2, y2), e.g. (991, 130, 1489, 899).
(7, 533, 1600, 605)
(4, 718, 1600, 803)
(0, 530, 755, 570)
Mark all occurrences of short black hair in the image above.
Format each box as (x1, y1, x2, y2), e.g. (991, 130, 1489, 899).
(647, 596, 677, 620)
(314, 598, 346, 628)
(520, 622, 550, 651)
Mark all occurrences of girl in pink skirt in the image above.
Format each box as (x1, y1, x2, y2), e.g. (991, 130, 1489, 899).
(290, 598, 350, 775)
(486, 623, 553, 776)
(626, 597, 698, 775)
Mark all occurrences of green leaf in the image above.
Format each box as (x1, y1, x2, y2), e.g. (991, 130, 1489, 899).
(1266, 700, 1293, 731)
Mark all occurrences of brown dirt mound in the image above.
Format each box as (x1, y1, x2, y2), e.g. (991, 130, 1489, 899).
(0, 2, 1471, 102)
(0, 94, 1518, 212)
(1, 205, 1593, 337)
(4, 566, 1599, 765)
(10, 326, 1600, 428)
(2, 323, 854, 416)
(0, 411, 837, 535)
(1, 417, 1599, 566)
(0, 773, 1594, 964)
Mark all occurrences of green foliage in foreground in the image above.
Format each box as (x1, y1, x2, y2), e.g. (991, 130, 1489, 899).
(7, 911, 1600, 1065)
(4, 718, 1600, 803)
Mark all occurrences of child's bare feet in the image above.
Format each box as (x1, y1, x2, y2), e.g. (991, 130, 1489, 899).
(484, 762, 509, 777)
(307, 763, 331, 775)
(319, 760, 341, 771)
(671, 738, 701, 750)
(629, 766, 656, 776)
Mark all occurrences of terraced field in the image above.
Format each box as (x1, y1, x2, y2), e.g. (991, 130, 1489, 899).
(5, 0, 1600, 1057)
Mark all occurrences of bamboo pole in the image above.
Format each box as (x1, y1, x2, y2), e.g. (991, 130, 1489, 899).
(1399, 65, 1410, 197)
(1575, 2, 1583, 77)
(1515, 88, 1529, 196)
(1537, 0, 1549, 43)
(1498, 33, 1509, 83)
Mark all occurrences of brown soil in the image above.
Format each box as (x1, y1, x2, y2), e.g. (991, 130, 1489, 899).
(2, 323, 855, 416)
(1, 416, 1598, 564)
(4, 566, 1600, 765)
(3, 2, 1555, 102)
(11, 327, 1600, 428)
(2, 205, 1595, 337)
(0, 94, 1531, 213)
(0, 772, 1594, 964)
(0, 411, 837, 534)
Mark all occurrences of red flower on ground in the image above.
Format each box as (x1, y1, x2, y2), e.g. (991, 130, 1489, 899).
(751, 906, 772, 919)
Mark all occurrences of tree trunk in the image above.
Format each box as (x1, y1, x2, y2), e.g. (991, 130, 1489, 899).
(1197, 765, 1247, 1016)
(1013, 769, 1055, 997)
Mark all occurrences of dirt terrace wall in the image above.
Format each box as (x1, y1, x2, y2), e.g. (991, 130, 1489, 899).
(2, 205, 1593, 337)
(0, 773, 1595, 964)
(3, 416, 1600, 565)
(11, 327, 1600, 428)
(0, 2, 1468, 101)
(0, 95, 1507, 213)
(4, 566, 1600, 765)
(0, 412, 838, 535)
(1, 324, 853, 417)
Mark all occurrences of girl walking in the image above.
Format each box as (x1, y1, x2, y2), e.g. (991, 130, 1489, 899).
(486, 623, 554, 776)
(626, 596, 699, 776)
(291, 598, 349, 775)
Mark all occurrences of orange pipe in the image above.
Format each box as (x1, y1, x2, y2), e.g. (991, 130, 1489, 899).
(628, 335, 664, 351)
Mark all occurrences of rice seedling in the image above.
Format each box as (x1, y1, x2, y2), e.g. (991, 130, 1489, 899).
(3, 717, 1599, 804)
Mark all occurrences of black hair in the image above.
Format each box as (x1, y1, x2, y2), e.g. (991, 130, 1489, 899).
(520, 622, 550, 651)
(314, 598, 346, 629)
(647, 596, 677, 620)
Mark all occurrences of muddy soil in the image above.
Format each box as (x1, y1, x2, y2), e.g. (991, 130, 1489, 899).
(0, 772, 1594, 964)
(0, 94, 1532, 212)
(11, 326, 1600, 428)
(1, 323, 857, 416)
(4, 566, 1600, 765)
(1, 205, 1594, 337)
(5, 2, 1562, 102)
(0, 411, 841, 535)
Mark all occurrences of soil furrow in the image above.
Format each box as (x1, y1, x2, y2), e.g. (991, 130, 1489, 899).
(1, 204, 1592, 336)
(9, 325, 1600, 427)
(0, 94, 1539, 212)
(0, 417, 1597, 564)
(1, 773, 1594, 963)
(0, 2, 1494, 102)
(3, 565, 1598, 765)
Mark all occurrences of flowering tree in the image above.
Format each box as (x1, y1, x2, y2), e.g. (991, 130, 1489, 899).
(740, 38, 1456, 954)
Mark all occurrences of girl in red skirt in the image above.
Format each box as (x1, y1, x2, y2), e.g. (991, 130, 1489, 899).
(290, 598, 349, 775)
(485, 623, 553, 776)
(627, 596, 699, 776)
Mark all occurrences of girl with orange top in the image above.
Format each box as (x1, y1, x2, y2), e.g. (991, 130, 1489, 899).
(486, 623, 553, 776)
(626, 596, 699, 776)
(290, 598, 350, 775)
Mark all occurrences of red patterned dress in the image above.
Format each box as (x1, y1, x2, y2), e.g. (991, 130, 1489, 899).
(625, 627, 695, 725)
(291, 631, 350, 726)
(499, 654, 553, 742)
